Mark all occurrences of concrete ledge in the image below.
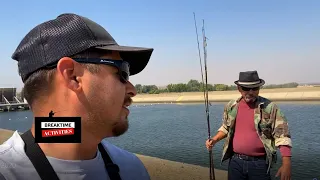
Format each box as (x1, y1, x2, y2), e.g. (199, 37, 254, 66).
(0, 128, 15, 144)
(0, 128, 228, 180)
(136, 154, 228, 180)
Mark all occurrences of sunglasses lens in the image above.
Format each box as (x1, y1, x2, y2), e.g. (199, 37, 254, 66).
(121, 62, 130, 74)
(242, 87, 259, 91)
(119, 61, 130, 83)
(120, 71, 129, 82)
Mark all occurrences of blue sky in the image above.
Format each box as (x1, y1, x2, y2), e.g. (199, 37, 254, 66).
(0, 0, 319, 90)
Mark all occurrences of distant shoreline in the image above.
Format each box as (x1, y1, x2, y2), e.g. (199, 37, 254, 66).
(132, 87, 320, 103)
(132, 98, 320, 104)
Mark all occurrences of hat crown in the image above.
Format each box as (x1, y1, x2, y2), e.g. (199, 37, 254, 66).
(11, 13, 118, 82)
(238, 71, 260, 82)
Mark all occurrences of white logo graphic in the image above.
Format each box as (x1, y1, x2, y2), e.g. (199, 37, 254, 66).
(41, 122, 75, 128)
(100, 60, 114, 64)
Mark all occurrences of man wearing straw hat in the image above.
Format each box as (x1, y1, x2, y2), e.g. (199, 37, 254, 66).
(206, 71, 292, 180)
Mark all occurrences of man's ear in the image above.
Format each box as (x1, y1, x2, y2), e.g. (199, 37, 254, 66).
(56, 57, 83, 92)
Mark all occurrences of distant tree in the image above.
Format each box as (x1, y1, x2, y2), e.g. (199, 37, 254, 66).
(141, 85, 158, 93)
(199, 82, 215, 91)
(134, 81, 299, 94)
(187, 79, 201, 92)
(214, 84, 228, 91)
(228, 85, 238, 90)
(135, 84, 143, 93)
(166, 83, 188, 92)
(262, 82, 299, 89)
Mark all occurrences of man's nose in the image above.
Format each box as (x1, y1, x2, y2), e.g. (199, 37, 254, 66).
(249, 88, 255, 92)
(126, 81, 137, 97)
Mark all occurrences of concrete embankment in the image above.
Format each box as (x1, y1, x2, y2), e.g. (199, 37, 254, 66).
(132, 87, 320, 103)
(0, 128, 228, 180)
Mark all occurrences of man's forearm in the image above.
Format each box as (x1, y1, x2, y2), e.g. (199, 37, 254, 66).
(282, 156, 291, 165)
(212, 131, 227, 142)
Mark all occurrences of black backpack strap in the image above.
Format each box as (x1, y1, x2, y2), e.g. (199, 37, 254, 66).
(98, 143, 122, 180)
(20, 130, 60, 180)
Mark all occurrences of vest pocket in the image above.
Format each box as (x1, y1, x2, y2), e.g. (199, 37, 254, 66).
(259, 112, 273, 139)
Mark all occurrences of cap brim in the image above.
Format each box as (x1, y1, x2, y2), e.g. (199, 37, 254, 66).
(95, 45, 153, 76)
(234, 79, 265, 88)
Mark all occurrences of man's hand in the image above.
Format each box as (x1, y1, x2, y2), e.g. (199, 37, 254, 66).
(205, 131, 227, 150)
(275, 157, 291, 180)
(205, 138, 217, 150)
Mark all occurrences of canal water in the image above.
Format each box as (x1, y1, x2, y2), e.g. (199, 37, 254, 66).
(0, 102, 319, 180)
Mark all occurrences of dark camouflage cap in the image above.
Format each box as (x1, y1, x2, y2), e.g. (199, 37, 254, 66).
(12, 13, 154, 82)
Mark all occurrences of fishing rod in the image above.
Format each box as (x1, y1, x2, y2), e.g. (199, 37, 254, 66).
(193, 12, 207, 108)
(202, 19, 216, 180)
(193, 12, 216, 180)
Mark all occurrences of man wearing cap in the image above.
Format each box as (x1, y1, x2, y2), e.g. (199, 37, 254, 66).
(205, 71, 292, 180)
(0, 13, 153, 180)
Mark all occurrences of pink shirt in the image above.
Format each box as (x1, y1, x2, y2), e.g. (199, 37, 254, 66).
(232, 99, 291, 157)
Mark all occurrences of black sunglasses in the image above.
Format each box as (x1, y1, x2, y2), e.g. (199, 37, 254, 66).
(45, 58, 130, 83)
(241, 87, 260, 91)
(73, 58, 130, 83)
